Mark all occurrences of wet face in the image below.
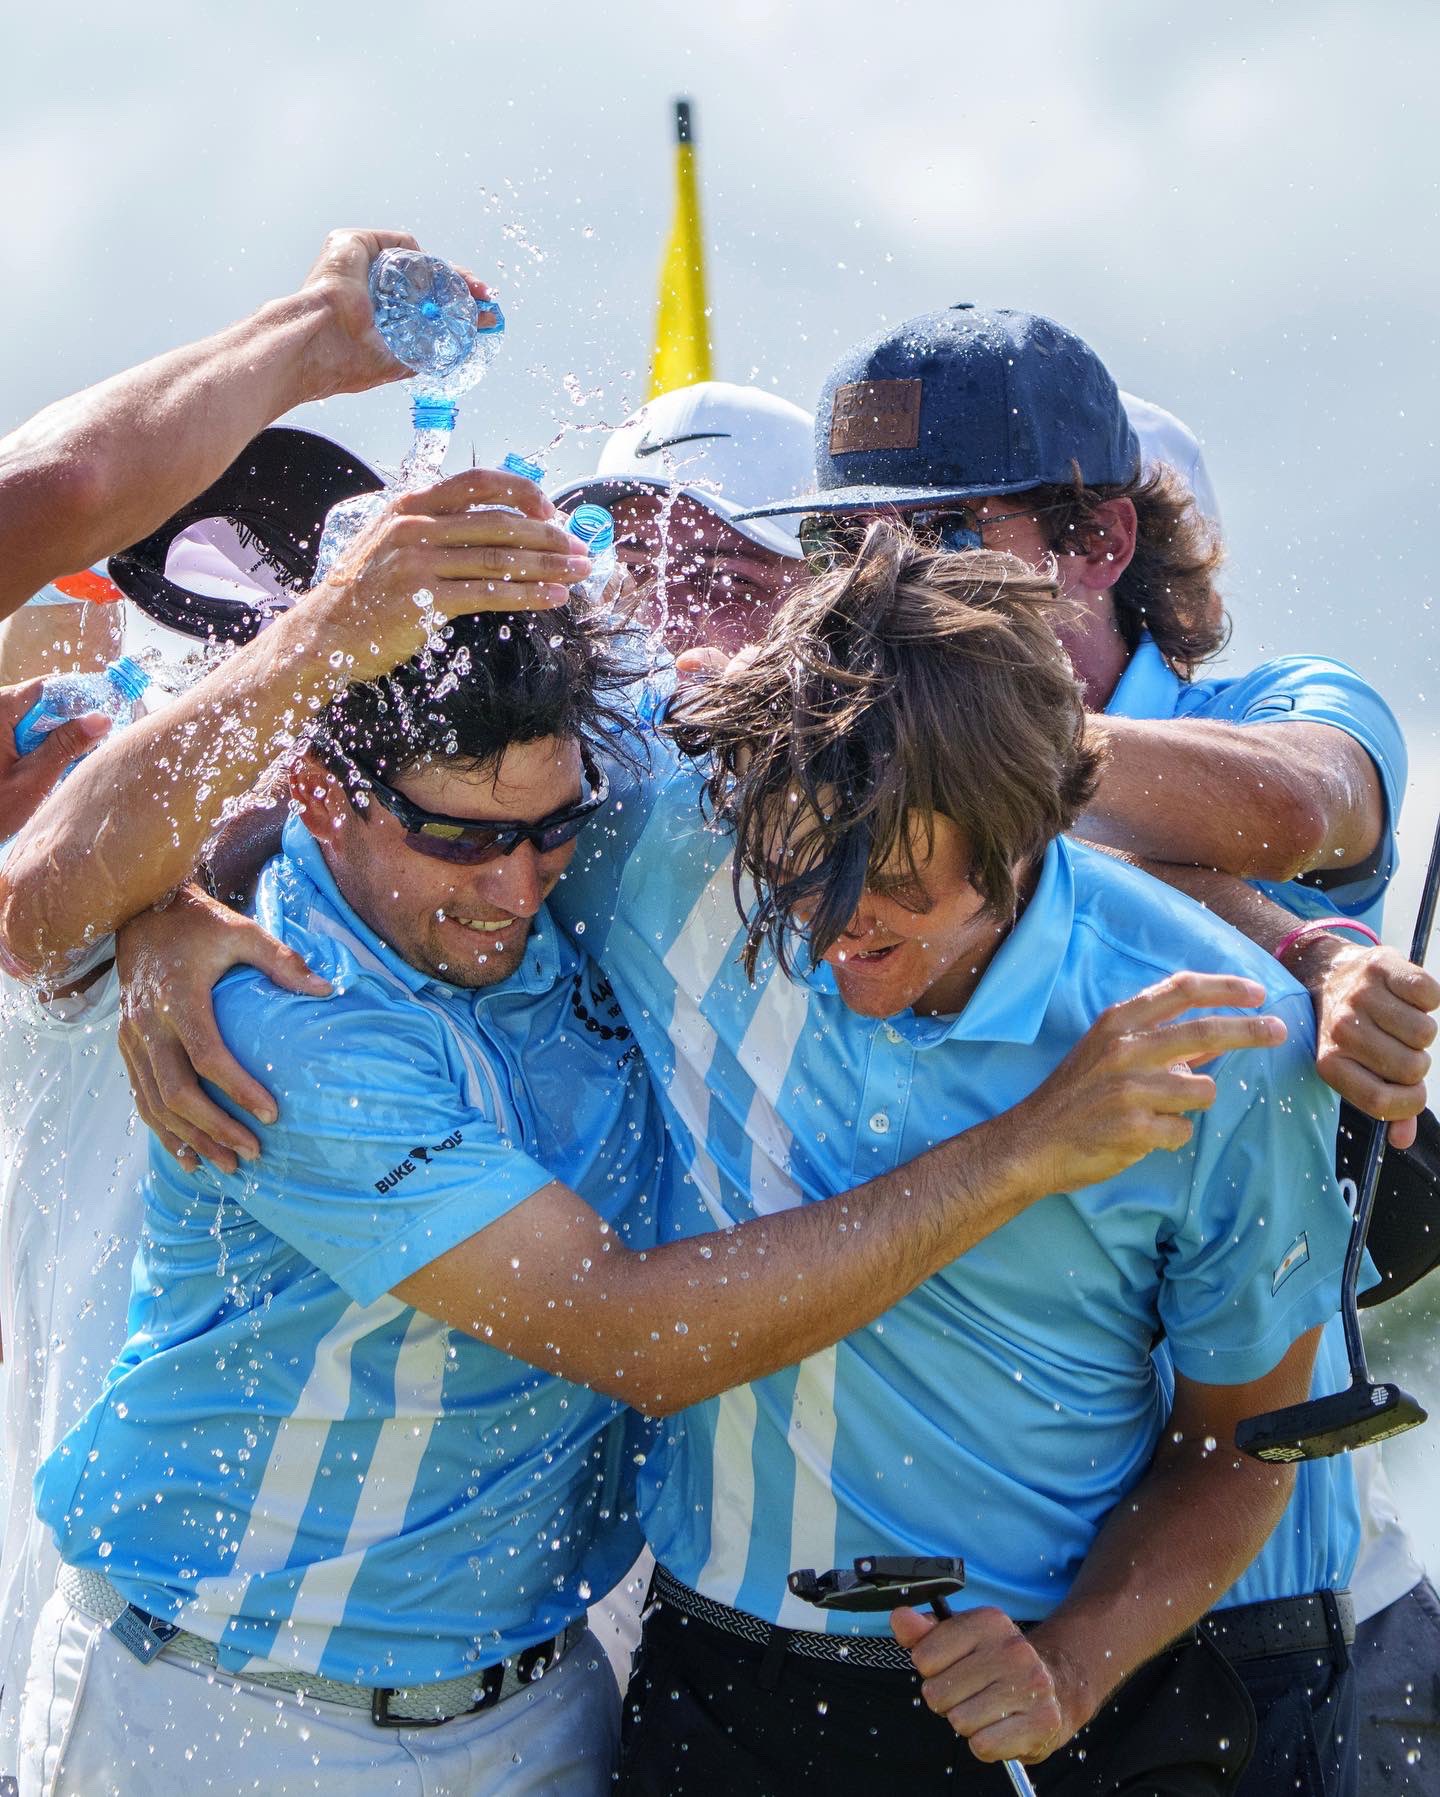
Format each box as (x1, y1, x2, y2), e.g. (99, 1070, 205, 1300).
(790, 811, 1009, 1019)
(610, 493, 804, 653)
(299, 737, 583, 988)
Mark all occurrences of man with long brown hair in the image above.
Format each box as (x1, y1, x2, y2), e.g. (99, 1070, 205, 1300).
(741, 309, 1425, 1797)
(555, 523, 1351, 1793)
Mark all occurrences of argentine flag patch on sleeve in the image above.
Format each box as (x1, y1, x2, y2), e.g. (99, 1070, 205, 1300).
(1272, 1231, 1311, 1295)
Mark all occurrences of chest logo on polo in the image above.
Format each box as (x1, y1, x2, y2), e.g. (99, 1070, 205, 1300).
(1271, 1231, 1310, 1295)
(375, 1131, 463, 1195)
(570, 969, 635, 1065)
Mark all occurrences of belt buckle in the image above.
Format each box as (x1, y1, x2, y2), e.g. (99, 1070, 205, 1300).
(370, 1661, 504, 1729)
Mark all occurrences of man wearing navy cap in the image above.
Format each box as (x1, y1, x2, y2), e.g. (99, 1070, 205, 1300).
(742, 306, 1435, 1797)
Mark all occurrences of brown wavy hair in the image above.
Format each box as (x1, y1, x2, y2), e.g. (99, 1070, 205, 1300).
(668, 523, 1102, 977)
(1026, 461, 1227, 674)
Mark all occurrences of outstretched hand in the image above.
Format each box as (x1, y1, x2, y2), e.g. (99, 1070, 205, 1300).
(1006, 970, 1287, 1198)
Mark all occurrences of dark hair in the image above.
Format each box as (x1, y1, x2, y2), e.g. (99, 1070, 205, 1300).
(310, 609, 641, 794)
(669, 524, 1101, 977)
(1027, 461, 1226, 674)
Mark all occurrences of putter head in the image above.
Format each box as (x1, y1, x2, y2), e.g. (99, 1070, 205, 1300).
(788, 1556, 965, 1613)
(1236, 1381, 1428, 1462)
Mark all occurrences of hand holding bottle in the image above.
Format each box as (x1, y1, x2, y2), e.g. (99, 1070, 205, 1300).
(0, 678, 112, 840)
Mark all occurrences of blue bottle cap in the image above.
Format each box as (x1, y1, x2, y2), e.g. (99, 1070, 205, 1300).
(568, 504, 615, 556)
(501, 452, 545, 482)
(411, 397, 459, 432)
(106, 655, 151, 704)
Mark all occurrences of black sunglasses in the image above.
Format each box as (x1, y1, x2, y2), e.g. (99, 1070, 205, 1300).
(797, 502, 1065, 571)
(352, 752, 609, 866)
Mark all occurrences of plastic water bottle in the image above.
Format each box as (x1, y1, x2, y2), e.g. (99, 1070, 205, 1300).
(567, 505, 616, 604)
(369, 249, 505, 437)
(13, 655, 151, 758)
(315, 251, 505, 585)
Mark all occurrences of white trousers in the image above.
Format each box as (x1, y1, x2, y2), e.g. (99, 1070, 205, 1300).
(17, 1594, 619, 1797)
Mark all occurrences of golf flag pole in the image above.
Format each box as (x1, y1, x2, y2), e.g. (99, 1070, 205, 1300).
(647, 98, 713, 398)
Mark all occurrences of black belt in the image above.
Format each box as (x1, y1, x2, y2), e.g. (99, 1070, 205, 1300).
(1198, 1590, 1355, 1663)
(653, 1568, 1354, 1675)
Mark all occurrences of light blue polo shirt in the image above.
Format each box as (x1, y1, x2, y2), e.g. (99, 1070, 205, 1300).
(1105, 638, 1408, 1609)
(554, 743, 1352, 1631)
(1106, 637, 1407, 933)
(36, 816, 665, 1686)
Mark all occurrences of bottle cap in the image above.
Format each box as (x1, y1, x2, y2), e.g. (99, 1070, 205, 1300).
(501, 452, 545, 483)
(106, 656, 152, 703)
(567, 504, 615, 556)
(411, 397, 459, 432)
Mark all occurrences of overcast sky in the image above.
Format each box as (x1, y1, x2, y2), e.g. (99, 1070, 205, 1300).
(5, 0, 1440, 1553)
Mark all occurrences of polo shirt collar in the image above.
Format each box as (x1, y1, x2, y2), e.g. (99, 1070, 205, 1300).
(280, 814, 563, 1002)
(805, 836, 1075, 1049)
(1104, 633, 1182, 721)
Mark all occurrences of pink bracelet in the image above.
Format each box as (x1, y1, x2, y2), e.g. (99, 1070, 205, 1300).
(1274, 918, 1382, 965)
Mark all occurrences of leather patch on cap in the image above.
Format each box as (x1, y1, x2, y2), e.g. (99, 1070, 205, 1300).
(828, 380, 922, 456)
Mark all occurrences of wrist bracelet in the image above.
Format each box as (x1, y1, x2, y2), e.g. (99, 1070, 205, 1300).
(1274, 918, 1382, 965)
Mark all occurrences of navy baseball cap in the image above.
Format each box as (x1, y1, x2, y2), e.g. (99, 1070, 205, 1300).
(741, 304, 1141, 518)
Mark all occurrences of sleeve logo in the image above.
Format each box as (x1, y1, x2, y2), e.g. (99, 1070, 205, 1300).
(375, 1130, 463, 1195)
(1271, 1231, 1311, 1295)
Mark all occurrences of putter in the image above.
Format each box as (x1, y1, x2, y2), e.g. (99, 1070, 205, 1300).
(1236, 810, 1440, 1462)
(788, 1555, 1038, 1796)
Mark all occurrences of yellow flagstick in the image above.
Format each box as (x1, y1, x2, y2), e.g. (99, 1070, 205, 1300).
(648, 98, 713, 399)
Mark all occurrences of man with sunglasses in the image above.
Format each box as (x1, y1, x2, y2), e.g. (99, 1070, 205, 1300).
(741, 307, 1427, 1796)
(2, 452, 1259, 1792)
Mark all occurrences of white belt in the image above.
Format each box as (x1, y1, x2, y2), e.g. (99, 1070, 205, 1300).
(59, 1562, 583, 1727)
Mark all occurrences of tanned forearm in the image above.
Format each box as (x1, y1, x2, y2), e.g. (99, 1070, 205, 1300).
(0, 599, 120, 685)
(1079, 714, 1383, 882)
(1024, 1329, 1317, 1735)
(0, 292, 336, 619)
(399, 1111, 1042, 1417)
(0, 600, 349, 978)
(0, 466, 579, 979)
(396, 977, 1290, 1415)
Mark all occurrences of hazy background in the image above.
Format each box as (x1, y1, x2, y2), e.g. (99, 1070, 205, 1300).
(4, 0, 1438, 1559)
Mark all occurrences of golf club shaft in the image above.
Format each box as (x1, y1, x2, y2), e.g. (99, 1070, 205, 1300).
(1337, 810, 1440, 1381)
(928, 1596, 1039, 1796)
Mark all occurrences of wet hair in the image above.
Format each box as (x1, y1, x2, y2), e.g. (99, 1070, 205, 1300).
(669, 523, 1101, 977)
(1026, 461, 1227, 674)
(309, 609, 641, 795)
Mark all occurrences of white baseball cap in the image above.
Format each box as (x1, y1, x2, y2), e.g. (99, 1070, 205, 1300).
(1120, 391, 1221, 528)
(550, 382, 813, 559)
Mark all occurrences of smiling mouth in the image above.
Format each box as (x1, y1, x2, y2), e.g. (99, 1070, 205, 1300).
(441, 913, 516, 936)
(841, 942, 899, 967)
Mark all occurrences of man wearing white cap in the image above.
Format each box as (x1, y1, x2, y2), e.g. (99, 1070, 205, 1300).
(553, 381, 811, 654)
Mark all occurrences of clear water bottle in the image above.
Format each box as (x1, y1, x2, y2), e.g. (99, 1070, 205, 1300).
(567, 505, 616, 605)
(369, 249, 505, 433)
(316, 251, 506, 585)
(13, 655, 151, 758)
